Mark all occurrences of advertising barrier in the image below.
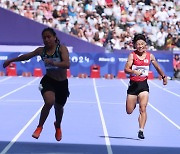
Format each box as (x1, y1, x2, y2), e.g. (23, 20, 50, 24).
(0, 50, 174, 78)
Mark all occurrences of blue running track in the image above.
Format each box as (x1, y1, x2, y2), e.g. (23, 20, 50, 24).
(0, 77, 180, 154)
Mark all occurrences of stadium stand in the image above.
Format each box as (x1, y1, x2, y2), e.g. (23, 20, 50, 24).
(0, 0, 179, 51)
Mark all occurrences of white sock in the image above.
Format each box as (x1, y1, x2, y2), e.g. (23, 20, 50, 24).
(139, 128, 144, 132)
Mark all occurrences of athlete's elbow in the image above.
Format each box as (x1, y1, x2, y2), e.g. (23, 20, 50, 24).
(124, 68, 129, 74)
(124, 68, 133, 74)
(66, 65, 70, 69)
(65, 62, 70, 69)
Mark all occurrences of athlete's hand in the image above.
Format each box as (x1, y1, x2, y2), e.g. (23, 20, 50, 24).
(44, 59, 54, 66)
(162, 76, 167, 85)
(133, 70, 142, 76)
(3, 60, 11, 68)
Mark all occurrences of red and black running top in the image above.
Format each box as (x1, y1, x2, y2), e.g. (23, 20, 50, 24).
(130, 51, 151, 81)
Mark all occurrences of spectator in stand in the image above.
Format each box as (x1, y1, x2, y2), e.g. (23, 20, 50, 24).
(84, 0, 95, 18)
(174, 0, 180, 12)
(173, 34, 180, 49)
(150, 5, 157, 21)
(52, 9, 61, 19)
(62, 18, 72, 34)
(67, 1, 77, 24)
(87, 14, 97, 27)
(176, 21, 180, 34)
(77, 12, 86, 27)
(173, 54, 180, 78)
(24, 6, 34, 19)
(84, 26, 94, 42)
(70, 21, 79, 37)
(75, 1, 84, 14)
(43, 6, 53, 20)
(135, 7, 145, 27)
(59, 5, 69, 24)
(46, 18, 57, 28)
(156, 28, 167, 50)
(165, 33, 175, 50)
(98, 25, 105, 40)
(126, 8, 136, 26)
(167, 6, 176, 17)
(78, 26, 88, 41)
(103, 2, 113, 19)
(143, 20, 157, 47)
(112, 1, 121, 24)
(95, 0, 106, 15)
(110, 30, 121, 50)
(144, 7, 152, 22)
(92, 31, 103, 47)
(160, 21, 169, 31)
(154, 6, 169, 23)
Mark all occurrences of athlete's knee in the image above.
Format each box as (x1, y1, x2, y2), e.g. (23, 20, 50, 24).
(126, 108, 133, 114)
(54, 103, 64, 109)
(126, 104, 136, 114)
(139, 106, 146, 114)
(44, 102, 54, 109)
(127, 111, 133, 114)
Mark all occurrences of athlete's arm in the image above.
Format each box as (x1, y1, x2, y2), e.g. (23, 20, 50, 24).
(124, 53, 142, 76)
(3, 47, 42, 68)
(150, 53, 167, 85)
(51, 45, 70, 69)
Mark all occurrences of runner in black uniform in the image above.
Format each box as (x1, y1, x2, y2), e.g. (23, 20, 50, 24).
(3, 27, 70, 141)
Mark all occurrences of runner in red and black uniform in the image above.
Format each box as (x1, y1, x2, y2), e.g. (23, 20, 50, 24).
(124, 34, 167, 139)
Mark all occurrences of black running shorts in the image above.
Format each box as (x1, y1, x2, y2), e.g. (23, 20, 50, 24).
(127, 79, 149, 95)
(39, 75, 70, 106)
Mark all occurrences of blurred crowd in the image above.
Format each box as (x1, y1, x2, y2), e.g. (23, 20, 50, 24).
(0, 0, 180, 52)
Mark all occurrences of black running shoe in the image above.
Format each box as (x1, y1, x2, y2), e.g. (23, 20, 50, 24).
(138, 131, 145, 139)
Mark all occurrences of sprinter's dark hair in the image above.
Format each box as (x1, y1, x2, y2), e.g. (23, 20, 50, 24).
(42, 27, 60, 44)
(133, 34, 146, 48)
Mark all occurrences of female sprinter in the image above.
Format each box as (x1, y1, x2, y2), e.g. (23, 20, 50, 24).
(124, 34, 167, 139)
(3, 27, 70, 141)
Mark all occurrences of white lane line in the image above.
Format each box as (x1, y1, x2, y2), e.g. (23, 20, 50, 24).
(93, 79, 113, 154)
(148, 103, 180, 129)
(0, 106, 43, 154)
(120, 79, 180, 130)
(0, 77, 41, 154)
(149, 80, 180, 98)
(0, 99, 124, 105)
(0, 78, 39, 100)
(0, 77, 12, 82)
(1, 99, 42, 103)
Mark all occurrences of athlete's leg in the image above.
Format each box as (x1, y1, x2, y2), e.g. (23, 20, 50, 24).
(138, 91, 149, 130)
(32, 91, 55, 139)
(54, 95, 68, 128)
(54, 103, 64, 128)
(38, 91, 55, 127)
(126, 94, 138, 114)
(53, 97, 67, 141)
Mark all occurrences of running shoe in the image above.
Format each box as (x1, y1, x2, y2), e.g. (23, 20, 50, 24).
(54, 122, 62, 141)
(138, 130, 145, 139)
(32, 126, 43, 139)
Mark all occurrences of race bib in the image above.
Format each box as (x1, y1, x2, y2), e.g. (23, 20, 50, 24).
(132, 65, 149, 76)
